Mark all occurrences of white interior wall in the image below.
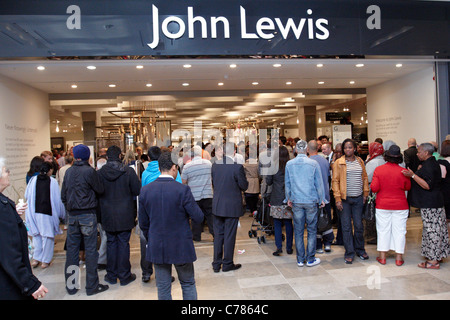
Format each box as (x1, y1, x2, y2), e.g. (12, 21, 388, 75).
(0, 74, 50, 202)
(366, 65, 437, 151)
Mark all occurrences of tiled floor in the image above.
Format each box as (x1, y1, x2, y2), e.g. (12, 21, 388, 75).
(33, 211, 450, 300)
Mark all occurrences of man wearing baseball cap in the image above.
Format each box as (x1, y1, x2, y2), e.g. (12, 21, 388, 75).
(61, 144, 108, 296)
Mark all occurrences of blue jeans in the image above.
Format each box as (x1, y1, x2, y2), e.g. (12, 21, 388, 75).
(65, 214, 99, 294)
(154, 263, 197, 300)
(273, 218, 293, 252)
(341, 195, 366, 259)
(292, 203, 319, 263)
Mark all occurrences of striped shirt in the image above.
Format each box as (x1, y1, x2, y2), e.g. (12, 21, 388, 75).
(181, 156, 213, 201)
(346, 159, 363, 197)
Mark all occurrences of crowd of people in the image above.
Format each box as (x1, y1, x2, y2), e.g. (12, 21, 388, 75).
(0, 133, 450, 300)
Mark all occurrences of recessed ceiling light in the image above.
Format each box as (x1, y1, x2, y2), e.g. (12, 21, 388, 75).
(252, 82, 259, 85)
(136, 65, 144, 69)
(71, 84, 78, 88)
(108, 84, 116, 88)
(316, 64, 323, 68)
(396, 63, 403, 68)
(229, 64, 237, 68)
(37, 66, 45, 71)
(182, 83, 189, 86)
(87, 66, 96, 70)
(318, 81, 325, 84)
(355, 63, 364, 68)
(146, 83, 152, 87)
(273, 63, 282, 68)
(286, 81, 292, 85)
(183, 64, 192, 68)
(218, 82, 224, 86)
(349, 81, 355, 84)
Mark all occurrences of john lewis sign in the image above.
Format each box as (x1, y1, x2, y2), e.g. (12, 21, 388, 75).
(0, 0, 448, 57)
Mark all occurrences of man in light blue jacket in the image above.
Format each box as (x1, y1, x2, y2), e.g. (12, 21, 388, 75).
(285, 139, 325, 267)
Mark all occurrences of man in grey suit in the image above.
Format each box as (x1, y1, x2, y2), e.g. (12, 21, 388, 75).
(211, 142, 249, 272)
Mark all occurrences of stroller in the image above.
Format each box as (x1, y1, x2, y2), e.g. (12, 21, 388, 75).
(248, 180, 274, 244)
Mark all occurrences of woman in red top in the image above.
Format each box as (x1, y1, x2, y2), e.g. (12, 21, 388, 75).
(371, 145, 411, 266)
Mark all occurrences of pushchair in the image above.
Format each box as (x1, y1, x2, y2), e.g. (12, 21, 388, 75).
(248, 181, 274, 244)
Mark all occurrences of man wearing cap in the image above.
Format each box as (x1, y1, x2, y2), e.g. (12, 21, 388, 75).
(98, 146, 141, 286)
(285, 139, 325, 267)
(61, 144, 108, 296)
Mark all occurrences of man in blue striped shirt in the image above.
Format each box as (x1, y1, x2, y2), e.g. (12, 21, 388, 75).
(182, 145, 214, 241)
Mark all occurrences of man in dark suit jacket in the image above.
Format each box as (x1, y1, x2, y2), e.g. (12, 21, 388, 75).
(211, 142, 249, 272)
(404, 138, 420, 172)
(138, 151, 204, 300)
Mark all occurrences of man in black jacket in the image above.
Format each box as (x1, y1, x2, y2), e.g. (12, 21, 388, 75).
(61, 144, 108, 296)
(98, 146, 141, 286)
(211, 142, 248, 272)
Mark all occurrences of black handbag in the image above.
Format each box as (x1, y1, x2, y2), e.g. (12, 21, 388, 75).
(317, 207, 332, 233)
(363, 191, 376, 221)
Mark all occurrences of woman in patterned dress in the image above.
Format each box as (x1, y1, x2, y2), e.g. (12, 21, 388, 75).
(403, 143, 450, 269)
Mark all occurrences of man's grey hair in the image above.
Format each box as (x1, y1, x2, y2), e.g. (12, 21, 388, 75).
(419, 142, 435, 155)
(296, 139, 307, 154)
(193, 145, 203, 157)
(0, 158, 5, 171)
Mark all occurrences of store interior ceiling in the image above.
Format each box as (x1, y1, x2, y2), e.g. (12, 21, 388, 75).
(0, 56, 434, 135)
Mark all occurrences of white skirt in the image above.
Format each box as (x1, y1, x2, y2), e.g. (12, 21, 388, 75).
(375, 208, 409, 254)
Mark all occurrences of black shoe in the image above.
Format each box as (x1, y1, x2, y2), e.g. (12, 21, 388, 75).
(97, 264, 107, 270)
(86, 284, 109, 296)
(104, 275, 117, 285)
(120, 273, 136, 286)
(273, 248, 282, 256)
(222, 264, 242, 272)
(142, 273, 151, 283)
(286, 249, 293, 255)
(359, 253, 369, 260)
(66, 287, 78, 295)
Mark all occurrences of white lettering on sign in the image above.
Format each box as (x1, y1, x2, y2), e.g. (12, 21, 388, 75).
(147, 5, 330, 49)
(66, 5, 81, 30)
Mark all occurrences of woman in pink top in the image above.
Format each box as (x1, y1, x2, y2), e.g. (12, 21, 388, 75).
(371, 145, 411, 266)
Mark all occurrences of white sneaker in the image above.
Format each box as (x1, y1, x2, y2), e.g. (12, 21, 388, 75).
(306, 258, 321, 267)
(297, 261, 305, 267)
(316, 248, 324, 254)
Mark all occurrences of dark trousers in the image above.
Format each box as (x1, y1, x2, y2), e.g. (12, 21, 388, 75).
(65, 213, 99, 294)
(341, 195, 366, 259)
(105, 230, 132, 282)
(317, 203, 335, 248)
(273, 218, 293, 251)
(139, 229, 153, 276)
(212, 215, 239, 271)
(245, 193, 259, 213)
(192, 198, 214, 241)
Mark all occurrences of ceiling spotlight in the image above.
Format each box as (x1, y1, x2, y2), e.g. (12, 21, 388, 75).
(136, 65, 144, 69)
(229, 64, 237, 68)
(183, 64, 192, 68)
(318, 81, 325, 84)
(146, 83, 152, 87)
(71, 84, 78, 89)
(252, 82, 259, 85)
(355, 63, 364, 68)
(182, 83, 189, 86)
(316, 63, 323, 68)
(349, 81, 355, 84)
(108, 84, 116, 88)
(218, 82, 224, 86)
(273, 63, 282, 68)
(396, 63, 403, 68)
(87, 66, 96, 70)
(286, 81, 292, 85)
(37, 66, 45, 71)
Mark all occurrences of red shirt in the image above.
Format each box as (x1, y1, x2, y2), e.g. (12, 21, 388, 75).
(370, 162, 411, 210)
